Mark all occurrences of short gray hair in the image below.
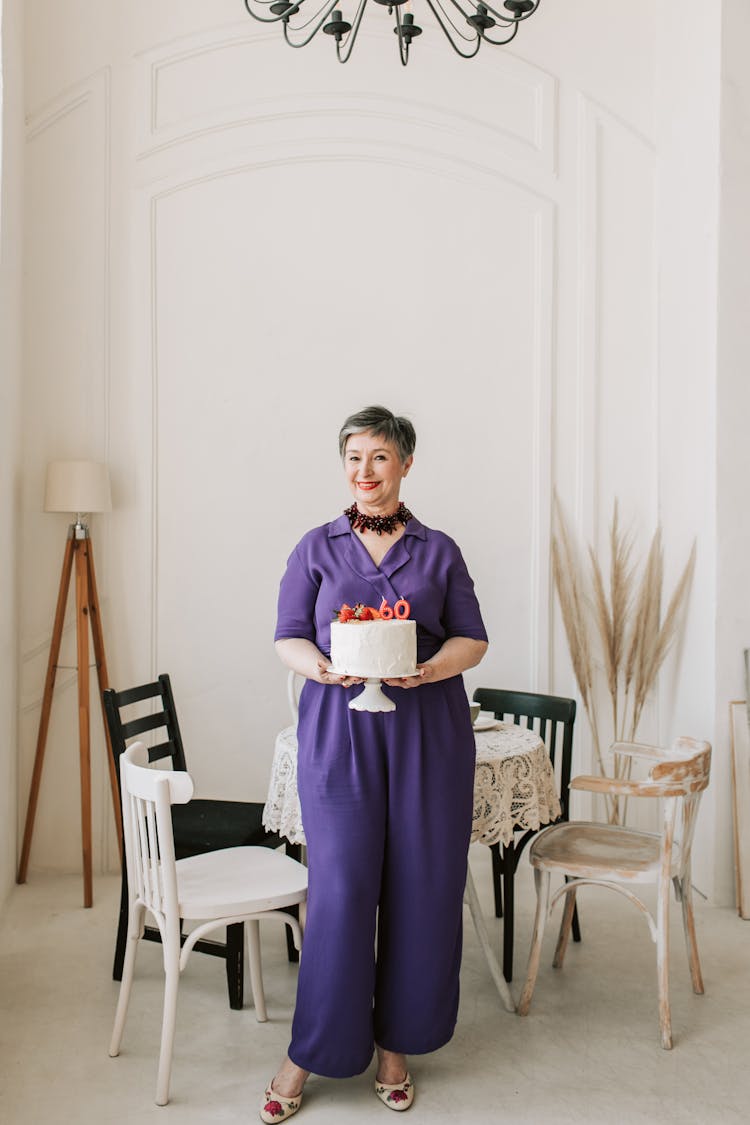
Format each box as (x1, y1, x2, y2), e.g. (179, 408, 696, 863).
(338, 406, 416, 464)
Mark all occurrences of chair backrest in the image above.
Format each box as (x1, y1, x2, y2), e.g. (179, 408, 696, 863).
(103, 674, 188, 780)
(572, 736, 712, 877)
(473, 687, 577, 819)
(605, 736, 712, 798)
(119, 742, 194, 921)
(648, 737, 712, 796)
(655, 738, 712, 877)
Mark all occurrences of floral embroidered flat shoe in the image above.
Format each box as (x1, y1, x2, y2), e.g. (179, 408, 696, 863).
(259, 1079, 303, 1123)
(374, 1072, 414, 1112)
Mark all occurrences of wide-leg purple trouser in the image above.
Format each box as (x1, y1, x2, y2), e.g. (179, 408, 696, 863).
(288, 675, 475, 1078)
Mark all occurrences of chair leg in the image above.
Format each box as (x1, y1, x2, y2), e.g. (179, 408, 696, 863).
(247, 919, 268, 1022)
(517, 868, 550, 1017)
(284, 904, 300, 964)
(553, 886, 577, 969)
(502, 844, 515, 982)
(225, 922, 244, 1010)
(285, 842, 302, 962)
(464, 867, 515, 1012)
(569, 873, 582, 943)
(490, 842, 504, 918)
(571, 903, 582, 942)
(679, 876, 705, 995)
(656, 874, 673, 1050)
(155, 960, 180, 1106)
(112, 868, 130, 981)
(109, 902, 145, 1058)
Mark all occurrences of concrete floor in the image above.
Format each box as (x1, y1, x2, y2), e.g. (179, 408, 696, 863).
(1, 845, 749, 1124)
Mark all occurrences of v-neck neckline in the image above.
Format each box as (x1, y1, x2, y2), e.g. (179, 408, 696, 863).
(346, 527, 411, 581)
(350, 527, 406, 572)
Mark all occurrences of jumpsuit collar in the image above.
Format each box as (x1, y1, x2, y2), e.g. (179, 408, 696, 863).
(328, 512, 426, 583)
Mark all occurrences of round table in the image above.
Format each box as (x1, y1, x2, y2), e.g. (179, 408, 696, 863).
(263, 721, 561, 848)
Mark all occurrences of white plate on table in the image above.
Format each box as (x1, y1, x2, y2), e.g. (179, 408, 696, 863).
(473, 717, 498, 731)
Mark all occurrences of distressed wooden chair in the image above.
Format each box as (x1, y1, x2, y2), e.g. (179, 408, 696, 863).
(517, 736, 712, 1049)
(109, 743, 308, 1106)
(472, 687, 579, 981)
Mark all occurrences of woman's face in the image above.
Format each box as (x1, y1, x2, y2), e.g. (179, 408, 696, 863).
(344, 431, 412, 513)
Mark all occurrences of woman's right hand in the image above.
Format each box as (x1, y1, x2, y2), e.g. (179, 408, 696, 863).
(275, 638, 364, 688)
(315, 659, 364, 689)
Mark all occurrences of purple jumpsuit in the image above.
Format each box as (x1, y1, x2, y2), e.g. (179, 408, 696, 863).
(275, 514, 488, 1078)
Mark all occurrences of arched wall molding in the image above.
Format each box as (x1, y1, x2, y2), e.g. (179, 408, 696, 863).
(26, 66, 109, 138)
(133, 23, 556, 175)
(132, 142, 555, 691)
(137, 133, 559, 198)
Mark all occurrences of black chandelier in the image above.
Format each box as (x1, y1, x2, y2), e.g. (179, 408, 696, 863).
(243, 0, 541, 67)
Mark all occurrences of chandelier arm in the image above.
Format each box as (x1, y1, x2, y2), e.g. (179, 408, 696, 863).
(242, 0, 540, 62)
(484, 0, 541, 22)
(394, 6, 410, 67)
(335, 0, 370, 63)
(477, 0, 515, 22)
(282, 0, 340, 45)
(430, 0, 484, 44)
(243, 0, 303, 25)
(481, 21, 519, 45)
(424, 0, 482, 57)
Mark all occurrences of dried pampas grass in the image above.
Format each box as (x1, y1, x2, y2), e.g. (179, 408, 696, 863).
(553, 498, 695, 824)
(552, 498, 603, 780)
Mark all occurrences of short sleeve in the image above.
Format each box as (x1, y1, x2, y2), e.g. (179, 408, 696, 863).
(274, 546, 319, 643)
(441, 547, 488, 643)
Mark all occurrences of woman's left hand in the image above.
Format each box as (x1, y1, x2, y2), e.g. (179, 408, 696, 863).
(383, 664, 433, 689)
(382, 639, 487, 689)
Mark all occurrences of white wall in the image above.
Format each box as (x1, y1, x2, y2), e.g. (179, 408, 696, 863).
(10, 0, 743, 906)
(653, 7, 721, 896)
(715, 0, 750, 904)
(0, 0, 24, 910)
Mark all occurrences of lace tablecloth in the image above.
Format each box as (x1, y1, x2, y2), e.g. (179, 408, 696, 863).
(264, 722, 561, 849)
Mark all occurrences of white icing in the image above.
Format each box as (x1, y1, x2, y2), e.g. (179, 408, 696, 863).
(330, 619, 417, 678)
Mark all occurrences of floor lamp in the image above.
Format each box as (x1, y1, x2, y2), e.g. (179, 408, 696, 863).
(17, 460, 122, 907)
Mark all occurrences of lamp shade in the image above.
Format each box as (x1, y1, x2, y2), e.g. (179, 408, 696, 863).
(44, 460, 112, 514)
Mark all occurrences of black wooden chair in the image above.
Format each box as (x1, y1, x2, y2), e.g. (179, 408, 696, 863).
(103, 673, 290, 1010)
(472, 687, 581, 982)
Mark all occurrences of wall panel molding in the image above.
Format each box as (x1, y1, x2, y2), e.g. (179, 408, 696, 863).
(571, 91, 659, 808)
(575, 92, 657, 545)
(134, 24, 557, 176)
(136, 140, 555, 697)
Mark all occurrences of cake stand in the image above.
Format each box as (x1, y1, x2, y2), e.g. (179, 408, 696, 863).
(347, 678, 396, 712)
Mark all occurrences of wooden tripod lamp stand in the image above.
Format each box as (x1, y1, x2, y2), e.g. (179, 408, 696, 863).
(17, 460, 122, 907)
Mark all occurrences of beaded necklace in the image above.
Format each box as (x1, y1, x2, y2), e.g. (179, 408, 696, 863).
(344, 501, 413, 536)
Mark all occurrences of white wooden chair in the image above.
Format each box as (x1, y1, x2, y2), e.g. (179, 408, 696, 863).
(517, 736, 711, 1049)
(287, 669, 302, 725)
(109, 742, 308, 1105)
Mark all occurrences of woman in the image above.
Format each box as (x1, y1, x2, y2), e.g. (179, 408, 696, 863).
(263, 406, 488, 1122)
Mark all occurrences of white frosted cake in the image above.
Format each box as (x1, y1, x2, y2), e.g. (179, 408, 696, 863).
(330, 619, 417, 679)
